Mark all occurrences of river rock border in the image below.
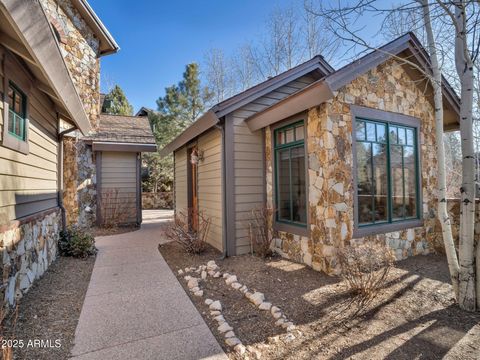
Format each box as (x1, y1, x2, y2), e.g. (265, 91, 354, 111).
(179, 260, 298, 355)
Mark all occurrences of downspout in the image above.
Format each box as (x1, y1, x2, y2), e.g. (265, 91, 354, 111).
(214, 122, 228, 260)
(57, 119, 77, 231)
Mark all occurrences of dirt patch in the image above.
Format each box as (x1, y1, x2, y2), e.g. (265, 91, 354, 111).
(93, 225, 139, 237)
(159, 242, 480, 359)
(3, 256, 95, 360)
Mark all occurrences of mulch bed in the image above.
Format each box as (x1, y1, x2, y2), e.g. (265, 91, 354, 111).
(159, 241, 480, 359)
(3, 256, 95, 360)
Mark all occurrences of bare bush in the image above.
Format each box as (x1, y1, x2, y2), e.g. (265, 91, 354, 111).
(99, 188, 136, 228)
(166, 208, 211, 254)
(248, 207, 276, 258)
(338, 242, 395, 299)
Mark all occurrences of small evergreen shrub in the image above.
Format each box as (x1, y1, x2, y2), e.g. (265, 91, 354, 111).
(59, 226, 96, 258)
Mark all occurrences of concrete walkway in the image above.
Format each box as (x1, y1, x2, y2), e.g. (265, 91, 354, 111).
(71, 210, 226, 360)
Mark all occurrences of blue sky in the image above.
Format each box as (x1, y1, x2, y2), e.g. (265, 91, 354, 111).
(89, 0, 298, 113)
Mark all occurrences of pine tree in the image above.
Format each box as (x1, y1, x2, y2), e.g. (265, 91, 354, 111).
(102, 85, 134, 116)
(143, 63, 212, 193)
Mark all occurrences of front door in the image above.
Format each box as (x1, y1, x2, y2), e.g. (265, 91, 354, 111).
(187, 146, 198, 231)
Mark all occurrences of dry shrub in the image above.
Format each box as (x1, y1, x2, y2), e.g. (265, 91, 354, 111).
(248, 207, 276, 258)
(338, 242, 395, 299)
(166, 208, 211, 254)
(1, 306, 17, 360)
(100, 188, 136, 228)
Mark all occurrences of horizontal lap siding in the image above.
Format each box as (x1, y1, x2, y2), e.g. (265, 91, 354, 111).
(231, 75, 316, 255)
(198, 129, 223, 252)
(100, 152, 137, 223)
(174, 147, 188, 211)
(0, 64, 59, 222)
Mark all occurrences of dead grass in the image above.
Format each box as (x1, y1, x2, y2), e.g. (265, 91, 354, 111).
(160, 241, 480, 360)
(3, 256, 95, 360)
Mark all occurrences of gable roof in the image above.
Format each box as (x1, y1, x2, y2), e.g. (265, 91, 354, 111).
(135, 106, 155, 117)
(84, 114, 156, 145)
(246, 32, 460, 132)
(0, 0, 92, 133)
(160, 55, 334, 156)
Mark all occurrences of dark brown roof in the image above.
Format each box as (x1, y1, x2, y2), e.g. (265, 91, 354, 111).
(85, 114, 156, 144)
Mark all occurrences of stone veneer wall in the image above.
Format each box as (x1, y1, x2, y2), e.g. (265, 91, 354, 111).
(40, 0, 101, 228)
(1, 209, 61, 310)
(266, 59, 440, 275)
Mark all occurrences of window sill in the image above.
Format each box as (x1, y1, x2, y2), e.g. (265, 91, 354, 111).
(2, 133, 29, 154)
(273, 221, 309, 237)
(352, 219, 424, 238)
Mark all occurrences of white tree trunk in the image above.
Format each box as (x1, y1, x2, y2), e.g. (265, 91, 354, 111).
(420, 0, 460, 298)
(454, 2, 476, 311)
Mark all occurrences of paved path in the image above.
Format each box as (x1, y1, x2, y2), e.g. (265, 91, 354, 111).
(71, 210, 226, 360)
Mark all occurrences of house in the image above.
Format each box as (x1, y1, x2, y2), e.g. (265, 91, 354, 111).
(83, 114, 157, 226)
(0, 0, 118, 307)
(161, 33, 460, 274)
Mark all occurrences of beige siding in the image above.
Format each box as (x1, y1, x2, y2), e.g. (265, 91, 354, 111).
(232, 75, 316, 254)
(174, 147, 188, 211)
(0, 54, 59, 222)
(197, 128, 223, 251)
(100, 151, 137, 224)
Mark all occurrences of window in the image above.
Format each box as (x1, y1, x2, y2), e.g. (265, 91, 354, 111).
(274, 121, 307, 228)
(7, 82, 27, 141)
(355, 117, 420, 228)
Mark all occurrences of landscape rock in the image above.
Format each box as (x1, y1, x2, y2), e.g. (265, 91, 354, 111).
(225, 275, 237, 285)
(222, 273, 230, 279)
(184, 275, 191, 281)
(214, 315, 225, 323)
(225, 337, 241, 347)
(178, 269, 184, 275)
(187, 278, 199, 289)
(234, 344, 246, 355)
(271, 306, 280, 315)
(213, 272, 221, 278)
(201, 271, 207, 280)
(209, 300, 222, 311)
(284, 333, 295, 342)
(218, 322, 233, 333)
(286, 324, 296, 332)
(258, 302, 272, 311)
(231, 282, 242, 290)
(194, 290, 203, 297)
(275, 319, 285, 326)
(249, 292, 265, 306)
(190, 286, 200, 292)
(224, 331, 235, 338)
(272, 311, 282, 319)
(205, 299, 213, 305)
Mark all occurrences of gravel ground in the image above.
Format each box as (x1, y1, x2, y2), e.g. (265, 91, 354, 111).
(3, 256, 95, 360)
(159, 241, 480, 360)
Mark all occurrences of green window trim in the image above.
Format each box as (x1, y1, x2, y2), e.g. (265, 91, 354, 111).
(7, 81, 27, 141)
(355, 117, 421, 229)
(273, 120, 307, 229)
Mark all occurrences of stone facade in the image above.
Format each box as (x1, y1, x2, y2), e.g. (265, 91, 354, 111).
(40, 0, 102, 228)
(266, 59, 441, 275)
(0, 209, 61, 310)
(142, 192, 174, 210)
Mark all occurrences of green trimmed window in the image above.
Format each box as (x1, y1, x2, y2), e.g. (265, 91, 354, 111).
(355, 118, 419, 226)
(7, 82, 27, 141)
(274, 121, 307, 227)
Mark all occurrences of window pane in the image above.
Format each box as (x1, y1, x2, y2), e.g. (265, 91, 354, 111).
(295, 125, 304, 141)
(406, 128, 414, 145)
(291, 146, 306, 223)
(389, 126, 398, 144)
(15, 114, 21, 136)
(8, 110, 14, 133)
(285, 128, 294, 143)
(277, 149, 291, 221)
(277, 131, 285, 145)
(8, 87, 14, 108)
(356, 121, 365, 140)
(14, 92, 21, 114)
(404, 146, 417, 217)
(376, 123, 386, 143)
(398, 127, 406, 145)
(357, 142, 373, 224)
(366, 122, 376, 141)
(373, 143, 388, 222)
(391, 144, 404, 219)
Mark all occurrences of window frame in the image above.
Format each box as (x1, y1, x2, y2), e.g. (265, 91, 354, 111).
(2, 51, 30, 154)
(271, 112, 309, 237)
(351, 105, 423, 238)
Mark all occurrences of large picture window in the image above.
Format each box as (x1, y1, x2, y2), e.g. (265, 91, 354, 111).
(355, 118, 420, 228)
(274, 121, 307, 227)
